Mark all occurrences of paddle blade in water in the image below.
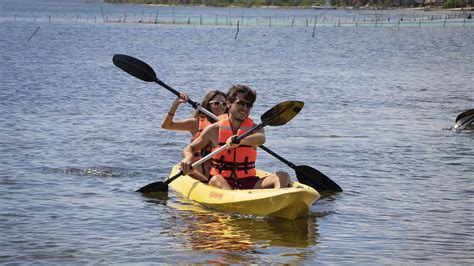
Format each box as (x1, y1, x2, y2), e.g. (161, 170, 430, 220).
(452, 114, 474, 131)
(455, 109, 474, 122)
(112, 54, 158, 83)
(295, 165, 342, 193)
(261, 101, 304, 126)
(136, 181, 169, 193)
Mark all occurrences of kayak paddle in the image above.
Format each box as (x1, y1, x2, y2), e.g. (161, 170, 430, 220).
(113, 54, 342, 193)
(451, 109, 474, 132)
(455, 108, 474, 122)
(136, 100, 304, 193)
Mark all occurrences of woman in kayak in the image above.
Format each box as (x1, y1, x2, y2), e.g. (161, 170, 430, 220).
(161, 90, 228, 182)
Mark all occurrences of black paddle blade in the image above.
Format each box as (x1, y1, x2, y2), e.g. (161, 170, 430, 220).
(295, 165, 342, 193)
(452, 115, 474, 131)
(261, 101, 304, 126)
(136, 181, 168, 193)
(112, 54, 158, 83)
(455, 109, 474, 122)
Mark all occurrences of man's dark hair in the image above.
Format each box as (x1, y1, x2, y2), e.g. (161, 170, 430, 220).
(226, 84, 256, 104)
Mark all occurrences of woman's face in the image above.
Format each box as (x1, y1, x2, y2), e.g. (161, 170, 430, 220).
(208, 94, 227, 115)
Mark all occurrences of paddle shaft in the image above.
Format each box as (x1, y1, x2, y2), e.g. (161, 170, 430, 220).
(156, 79, 199, 109)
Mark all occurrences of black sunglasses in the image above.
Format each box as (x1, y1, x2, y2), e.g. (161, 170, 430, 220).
(234, 100, 253, 109)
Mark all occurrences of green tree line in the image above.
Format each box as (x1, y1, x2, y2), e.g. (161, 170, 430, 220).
(104, 0, 473, 8)
(104, 0, 326, 7)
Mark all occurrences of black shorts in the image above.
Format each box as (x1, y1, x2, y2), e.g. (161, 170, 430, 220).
(225, 176, 260, 190)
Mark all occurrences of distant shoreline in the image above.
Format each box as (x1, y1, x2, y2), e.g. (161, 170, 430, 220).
(103, 2, 474, 12)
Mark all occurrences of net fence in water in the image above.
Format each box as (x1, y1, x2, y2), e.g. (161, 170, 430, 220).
(3, 8, 473, 28)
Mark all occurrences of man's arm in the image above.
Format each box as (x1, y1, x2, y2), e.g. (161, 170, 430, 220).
(226, 128, 265, 149)
(181, 123, 218, 174)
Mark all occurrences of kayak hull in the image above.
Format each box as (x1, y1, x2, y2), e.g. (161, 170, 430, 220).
(167, 164, 320, 220)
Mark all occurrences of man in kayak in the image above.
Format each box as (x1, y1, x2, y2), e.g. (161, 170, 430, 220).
(180, 84, 290, 190)
(161, 90, 227, 182)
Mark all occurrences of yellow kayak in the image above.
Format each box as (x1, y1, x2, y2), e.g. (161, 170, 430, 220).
(167, 164, 320, 220)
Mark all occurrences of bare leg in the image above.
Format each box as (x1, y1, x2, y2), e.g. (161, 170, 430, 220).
(254, 171, 290, 189)
(188, 161, 211, 182)
(188, 170, 208, 182)
(208, 174, 232, 190)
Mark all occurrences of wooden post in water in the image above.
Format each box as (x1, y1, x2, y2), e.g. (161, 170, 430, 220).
(155, 10, 158, 24)
(200, 15, 202, 25)
(27, 26, 40, 41)
(100, 6, 105, 23)
(312, 17, 317, 38)
(172, 7, 175, 24)
(235, 20, 240, 40)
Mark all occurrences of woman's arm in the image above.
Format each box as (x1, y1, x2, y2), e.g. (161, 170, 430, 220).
(161, 92, 197, 133)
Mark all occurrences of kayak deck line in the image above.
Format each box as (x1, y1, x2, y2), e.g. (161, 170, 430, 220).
(166, 164, 320, 220)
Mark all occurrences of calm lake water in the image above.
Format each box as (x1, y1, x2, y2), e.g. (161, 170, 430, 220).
(1, 0, 473, 264)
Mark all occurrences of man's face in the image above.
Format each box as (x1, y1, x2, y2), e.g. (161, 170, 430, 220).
(228, 92, 253, 122)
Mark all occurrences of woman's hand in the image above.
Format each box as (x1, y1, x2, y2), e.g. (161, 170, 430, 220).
(175, 92, 189, 104)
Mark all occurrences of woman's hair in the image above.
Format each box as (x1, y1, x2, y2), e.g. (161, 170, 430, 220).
(226, 84, 256, 104)
(194, 90, 227, 119)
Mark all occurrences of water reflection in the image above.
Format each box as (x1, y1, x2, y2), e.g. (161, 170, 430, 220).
(142, 192, 169, 207)
(164, 198, 319, 263)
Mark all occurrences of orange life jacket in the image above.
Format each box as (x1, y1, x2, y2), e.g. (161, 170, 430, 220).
(210, 115, 257, 179)
(191, 116, 213, 161)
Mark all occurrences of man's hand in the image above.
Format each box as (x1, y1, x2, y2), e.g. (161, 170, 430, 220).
(225, 135, 240, 150)
(180, 158, 193, 174)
